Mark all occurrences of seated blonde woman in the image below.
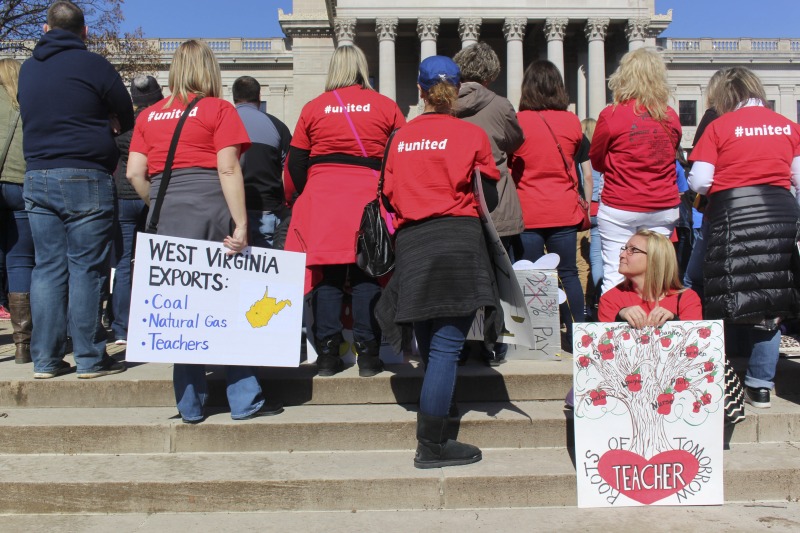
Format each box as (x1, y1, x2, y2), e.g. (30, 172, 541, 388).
(599, 229, 701, 327)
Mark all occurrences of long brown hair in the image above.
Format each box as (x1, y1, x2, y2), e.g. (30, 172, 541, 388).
(519, 60, 568, 111)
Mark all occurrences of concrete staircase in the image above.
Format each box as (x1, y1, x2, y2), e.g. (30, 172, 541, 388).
(1, 324, 800, 515)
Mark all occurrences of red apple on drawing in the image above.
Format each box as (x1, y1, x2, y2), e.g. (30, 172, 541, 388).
(654, 328, 661, 336)
(703, 361, 714, 372)
(705, 373, 715, 383)
(580, 334, 593, 348)
(660, 336, 672, 348)
(598, 341, 615, 360)
(590, 390, 607, 406)
(701, 392, 712, 405)
(656, 390, 674, 415)
(674, 377, 689, 393)
(640, 334, 651, 345)
(578, 356, 591, 368)
(686, 344, 699, 359)
(605, 330, 614, 339)
(622, 331, 631, 340)
(693, 401, 702, 413)
(698, 327, 711, 339)
(625, 371, 642, 392)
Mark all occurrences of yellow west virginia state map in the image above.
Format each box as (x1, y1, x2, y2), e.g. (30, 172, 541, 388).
(245, 287, 292, 328)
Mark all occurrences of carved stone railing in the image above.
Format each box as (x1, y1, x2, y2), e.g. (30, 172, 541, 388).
(154, 38, 284, 54)
(660, 37, 800, 54)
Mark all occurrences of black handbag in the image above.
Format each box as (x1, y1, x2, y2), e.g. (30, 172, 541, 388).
(356, 129, 398, 277)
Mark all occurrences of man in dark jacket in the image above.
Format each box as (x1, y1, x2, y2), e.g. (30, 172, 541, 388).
(232, 76, 292, 249)
(18, 1, 133, 380)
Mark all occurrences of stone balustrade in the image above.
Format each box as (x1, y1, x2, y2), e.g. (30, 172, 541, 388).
(660, 37, 800, 54)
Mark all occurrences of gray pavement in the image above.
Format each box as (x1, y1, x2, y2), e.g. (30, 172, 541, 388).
(2, 502, 800, 533)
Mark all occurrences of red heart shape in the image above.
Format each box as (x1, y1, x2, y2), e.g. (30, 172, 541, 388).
(597, 449, 700, 505)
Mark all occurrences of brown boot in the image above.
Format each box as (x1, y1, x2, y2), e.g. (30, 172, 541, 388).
(9, 293, 32, 364)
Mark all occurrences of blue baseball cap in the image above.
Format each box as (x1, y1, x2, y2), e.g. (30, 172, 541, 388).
(417, 56, 461, 91)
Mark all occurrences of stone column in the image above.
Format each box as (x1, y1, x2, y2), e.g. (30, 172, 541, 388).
(417, 18, 440, 60)
(577, 65, 587, 120)
(544, 18, 568, 78)
(458, 18, 482, 49)
(625, 18, 649, 51)
(334, 17, 356, 47)
(376, 18, 398, 100)
(503, 17, 527, 110)
(585, 18, 609, 119)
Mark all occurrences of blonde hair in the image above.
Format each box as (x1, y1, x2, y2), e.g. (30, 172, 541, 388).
(624, 229, 683, 302)
(166, 40, 221, 108)
(581, 118, 597, 142)
(422, 83, 459, 114)
(608, 48, 671, 122)
(0, 59, 21, 109)
(709, 67, 768, 115)
(705, 69, 726, 110)
(325, 45, 373, 92)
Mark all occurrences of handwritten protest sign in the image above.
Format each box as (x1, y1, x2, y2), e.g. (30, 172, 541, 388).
(469, 170, 534, 348)
(127, 234, 305, 366)
(573, 320, 725, 507)
(504, 268, 561, 359)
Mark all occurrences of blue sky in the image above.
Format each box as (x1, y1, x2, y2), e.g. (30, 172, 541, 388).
(119, 1, 799, 38)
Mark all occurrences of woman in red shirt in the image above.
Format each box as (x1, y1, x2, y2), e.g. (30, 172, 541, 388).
(284, 45, 405, 378)
(688, 67, 800, 409)
(511, 60, 587, 344)
(589, 48, 682, 296)
(128, 40, 280, 423)
(599, 230, 701, 326)
(376, 56, 500, 469)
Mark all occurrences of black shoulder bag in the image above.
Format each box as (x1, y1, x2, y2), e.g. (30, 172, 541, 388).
(145, 96, 204, 234)
(355, 129, 398, 277)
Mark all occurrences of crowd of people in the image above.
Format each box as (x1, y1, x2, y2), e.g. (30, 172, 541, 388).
(2, 1, 800, 468)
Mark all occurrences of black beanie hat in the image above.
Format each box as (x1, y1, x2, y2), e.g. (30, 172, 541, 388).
(130, 75, 163, 107)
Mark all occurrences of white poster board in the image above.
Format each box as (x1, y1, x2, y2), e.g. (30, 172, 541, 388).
(505, 269, 562, 359)
(126, 233, 305, 366)
(573, 320, 725, 507)
(469, 170, 534, 348)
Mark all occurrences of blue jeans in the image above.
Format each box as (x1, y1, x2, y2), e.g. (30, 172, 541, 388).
(520, 226, 585, 335)
(312, 264, 381, 343)
(589, 219, 602, 293)
(415, 314, 475, 417)
(111, 197, 146, 341)
(24, 169, 114, 374)
(247, 209, 283, 249)
(725, 324, 781, 390)
(683, 220, 708, 299)
(0, 182, 34, 292)
(174, 364, 265, 421)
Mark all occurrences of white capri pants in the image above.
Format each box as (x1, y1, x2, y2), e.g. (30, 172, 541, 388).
(597, 203, 679, 294)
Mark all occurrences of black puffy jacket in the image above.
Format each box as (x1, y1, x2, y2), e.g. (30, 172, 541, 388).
(704, 185, 800, 324)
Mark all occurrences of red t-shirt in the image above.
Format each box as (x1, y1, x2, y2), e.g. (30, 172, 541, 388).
(589, 101, 682, 212)
(383, 113, 500, 228)
(291, 84, 406, 158)
(598, 285, 702, 322)
(130, 97, 250, 176)
(511, 110, 585, 228)
(689, 105, 800, 194)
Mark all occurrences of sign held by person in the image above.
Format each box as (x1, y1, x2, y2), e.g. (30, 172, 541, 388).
(127, 234, 305, 366)
(573, 320, 725, 507)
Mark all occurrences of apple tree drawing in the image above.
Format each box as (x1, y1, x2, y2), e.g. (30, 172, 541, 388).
(573, 320, 725, 458)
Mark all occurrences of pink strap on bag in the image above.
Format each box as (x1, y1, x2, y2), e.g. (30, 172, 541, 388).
(332, 90, 396, 234)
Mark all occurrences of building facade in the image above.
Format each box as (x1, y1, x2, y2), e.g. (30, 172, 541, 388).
(3, 0, 799, 148)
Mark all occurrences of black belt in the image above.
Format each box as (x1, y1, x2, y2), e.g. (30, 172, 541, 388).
(308, 153, 381, 171)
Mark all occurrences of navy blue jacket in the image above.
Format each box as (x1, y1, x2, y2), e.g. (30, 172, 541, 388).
(18, 29, 134, 173)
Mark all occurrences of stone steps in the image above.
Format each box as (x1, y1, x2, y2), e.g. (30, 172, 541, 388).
(0, 443, 798, 514)
(1, 397, 799, 455)
(2, 353, 799, 408)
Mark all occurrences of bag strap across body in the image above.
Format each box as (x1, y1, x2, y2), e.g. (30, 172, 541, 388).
(145, 96, 204, 234)
(0, 110, 20, 171)
(332, 89, 396, 200)
(536, 111, 586, 201)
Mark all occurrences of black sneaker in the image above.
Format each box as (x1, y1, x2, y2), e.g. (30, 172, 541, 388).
(744, 387, 771, 409)
(235, 401, 285, 420)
